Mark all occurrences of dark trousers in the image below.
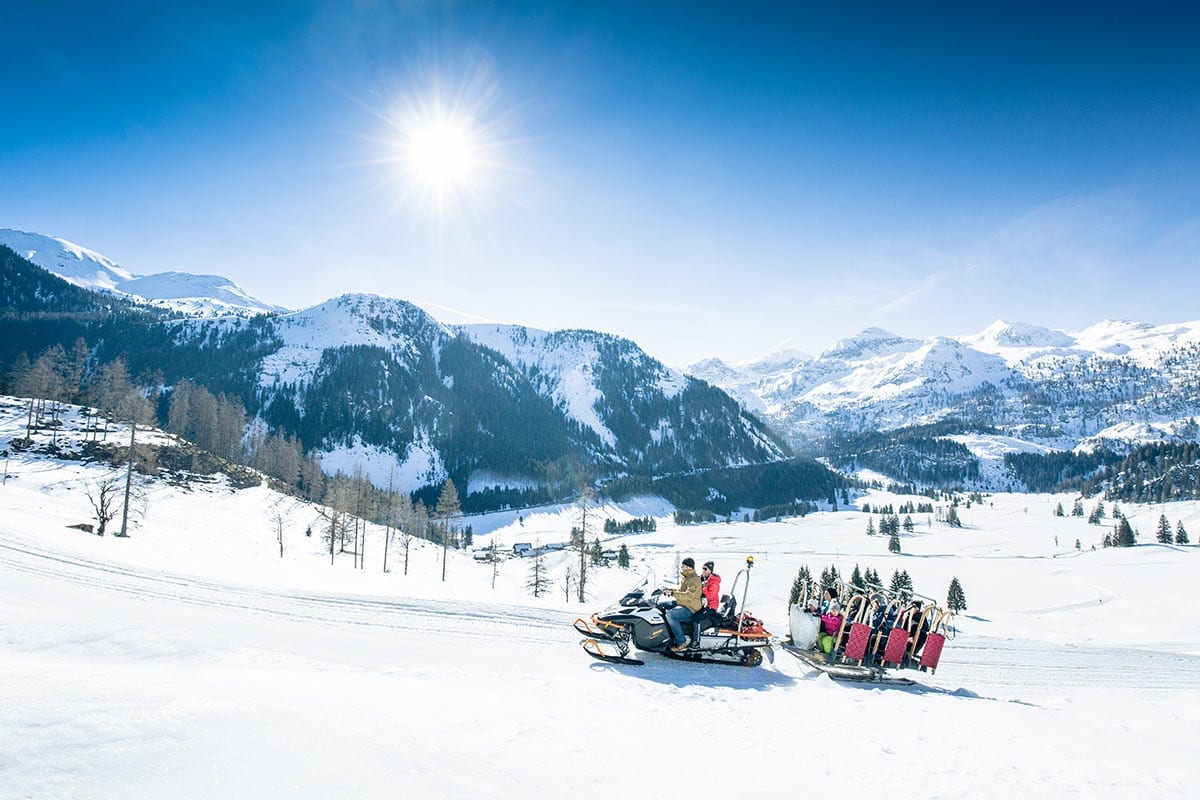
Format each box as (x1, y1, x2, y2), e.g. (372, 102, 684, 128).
(692, 608, 722, 641)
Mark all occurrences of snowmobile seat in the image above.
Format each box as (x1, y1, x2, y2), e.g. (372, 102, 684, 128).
(717, 594, 738, 627)
(693, 607, 722, 635)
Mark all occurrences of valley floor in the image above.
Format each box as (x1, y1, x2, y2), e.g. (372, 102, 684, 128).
(2, 479, 1199, 798)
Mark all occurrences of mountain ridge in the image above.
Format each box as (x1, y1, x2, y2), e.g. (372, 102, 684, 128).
(0, 228, 285, 316)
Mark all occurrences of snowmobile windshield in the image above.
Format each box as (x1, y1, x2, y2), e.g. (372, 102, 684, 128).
(626, 571, 656, 595)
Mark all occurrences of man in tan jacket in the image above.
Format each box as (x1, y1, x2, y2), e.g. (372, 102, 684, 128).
(664, 558, 702, 651)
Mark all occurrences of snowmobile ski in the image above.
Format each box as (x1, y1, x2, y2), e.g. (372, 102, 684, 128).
(573, 616, 618, 640)
(581, 638, 645, 666)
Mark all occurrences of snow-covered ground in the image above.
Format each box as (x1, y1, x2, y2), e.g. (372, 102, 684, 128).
(2, 402, 1198, 797)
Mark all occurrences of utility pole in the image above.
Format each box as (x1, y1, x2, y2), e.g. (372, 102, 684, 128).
(118, 421, 135, 537)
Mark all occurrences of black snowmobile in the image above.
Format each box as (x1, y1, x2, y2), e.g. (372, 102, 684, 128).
(574, 556, 774, 667)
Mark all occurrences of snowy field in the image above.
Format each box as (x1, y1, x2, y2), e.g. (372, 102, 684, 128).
(2, 407, 1199, 798)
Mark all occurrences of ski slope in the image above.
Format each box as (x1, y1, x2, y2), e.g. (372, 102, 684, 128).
(1, 408, 1199, 797)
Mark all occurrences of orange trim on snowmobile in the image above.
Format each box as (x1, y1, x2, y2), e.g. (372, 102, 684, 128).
(715, 628, 772, 639)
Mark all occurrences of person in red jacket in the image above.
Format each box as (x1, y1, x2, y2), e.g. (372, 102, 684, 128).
(690, 561, 722, 645)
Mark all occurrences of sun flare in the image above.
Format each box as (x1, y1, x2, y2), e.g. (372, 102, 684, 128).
(377, 86, 508, 219)
(403, 114, 480, 193)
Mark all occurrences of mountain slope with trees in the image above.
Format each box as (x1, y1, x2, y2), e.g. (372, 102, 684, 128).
(2, 248, 796, 510)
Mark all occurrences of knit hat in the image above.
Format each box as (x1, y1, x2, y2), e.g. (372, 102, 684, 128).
(681, 557, 695, 568)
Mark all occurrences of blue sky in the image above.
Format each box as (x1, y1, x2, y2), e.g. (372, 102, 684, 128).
(3, 1, 1199, 367)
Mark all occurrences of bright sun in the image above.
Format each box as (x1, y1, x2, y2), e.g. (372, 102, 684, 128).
(373, 73, 510, 218)
(403, 114, 479, 193)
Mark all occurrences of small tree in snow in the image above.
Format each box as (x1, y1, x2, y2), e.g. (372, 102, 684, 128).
(527, 544, 549, 598)
(865, 517, 876, 536)
(1156, 515, 1173, 544)
(1115, 517, 1137, 547)
(83, 472, 124, 536)
(617, 544, 630, 568)
(435, 479, 461, 582)
(589, 537, 604, 566)
(1176, 521, 1190, 545)
(273, 512, 285, 558)
(562, 565, 575, 602)
(490, 539, 501, 589)
(946, 506, 962, 528)
(947, 577, 967, 612)
(888, 530, 901, 554)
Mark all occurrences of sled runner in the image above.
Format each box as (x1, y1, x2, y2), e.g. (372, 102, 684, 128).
(782, 578, 955, 683)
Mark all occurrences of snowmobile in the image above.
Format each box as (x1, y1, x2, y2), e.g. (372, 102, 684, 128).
(780, 580, 954, 684)
(574, 556, 774, 667)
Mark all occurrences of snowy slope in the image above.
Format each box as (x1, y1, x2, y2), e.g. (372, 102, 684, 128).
(2, 397, 1199, 797)
(255, 294, 455, 488)
(459, 323, 635, 447)
(0, 227, 132, 290)
(259, 293, 450, 388)
(459, 323, 785, 470)
(0, 228, 284, 315)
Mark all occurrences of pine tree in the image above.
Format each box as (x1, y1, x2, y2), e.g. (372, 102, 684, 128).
(1054, 502, 1065, 517)
(946, 506, 962, 528)
(888, 530, 901, 554)
(1071, 499, 1084, 517)
(850, 564, 864, 591)
(617, 544, 630, 568)
(1156, 515, 1173, 544)
(865, 517, 876, 536)
(1176, 521, 1190, 545)
(947, 577, 967, 612)
(902, 515, 914, 532)
(1115, 517, 1136, 547)
(788, 565, 812, 606)
(889, 569, 913, 599)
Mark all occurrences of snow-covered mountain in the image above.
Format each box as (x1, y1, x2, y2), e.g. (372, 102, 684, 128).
(689, 318, 1200, 457)
(0, 228, 284, 316)
(152, 294, 787, 496)
(2, 241, 792, 502)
